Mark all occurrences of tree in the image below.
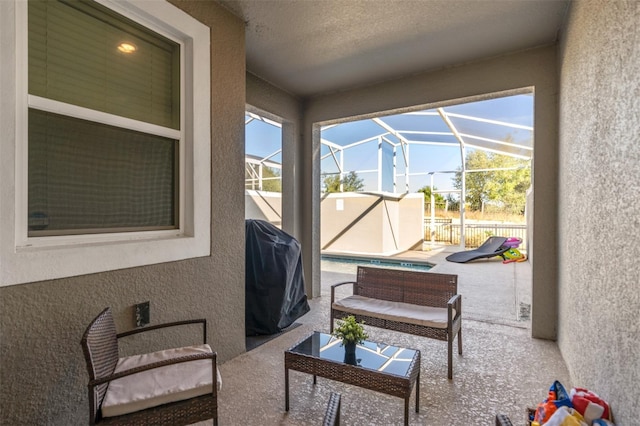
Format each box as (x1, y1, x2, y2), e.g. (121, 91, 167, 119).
(323, 171, 365, 193)
(261, 166, 281, 192)
(417, 185, 445, 204)
(452, 149, 530, 213)
(445, 194, 460, 211)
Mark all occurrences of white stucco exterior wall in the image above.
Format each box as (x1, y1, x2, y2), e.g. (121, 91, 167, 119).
(320, 193, 423, 255)
(557, 1, 640, 424)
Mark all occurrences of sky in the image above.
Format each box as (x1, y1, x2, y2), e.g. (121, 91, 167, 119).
(246, 93, 533, 194)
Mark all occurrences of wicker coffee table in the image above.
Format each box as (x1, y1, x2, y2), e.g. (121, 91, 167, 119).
(285, 331, 420, 425)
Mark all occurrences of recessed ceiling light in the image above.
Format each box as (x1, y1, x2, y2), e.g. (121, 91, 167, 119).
(117, 43, 137, 53)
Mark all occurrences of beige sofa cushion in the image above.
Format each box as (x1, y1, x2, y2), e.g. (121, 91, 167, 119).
(102, 343, 220, 418)
(333, 295, 453, 329)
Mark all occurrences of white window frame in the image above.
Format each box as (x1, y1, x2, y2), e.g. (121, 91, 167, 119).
(0, 0, 211, 286)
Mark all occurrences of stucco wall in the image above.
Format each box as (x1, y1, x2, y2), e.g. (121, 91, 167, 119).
(245, 190, 283, 226)
(320, 193, 423, 254)
(321, 193, 383, 252)
(0, 1, 247, 424)
(557, 1, 640, 424)
(397, 195, 425, 250)
(304, 46, 559, 339)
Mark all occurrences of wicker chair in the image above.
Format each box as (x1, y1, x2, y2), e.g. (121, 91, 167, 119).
(322, 392, 341, 426)
(495, 413, 514, 426)
(80, 307, 218, 425)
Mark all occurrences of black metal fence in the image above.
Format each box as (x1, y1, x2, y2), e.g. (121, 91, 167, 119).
(424, 219, 527, 248)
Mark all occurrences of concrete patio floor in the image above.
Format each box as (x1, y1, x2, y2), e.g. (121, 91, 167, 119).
(207, 245, 570, 425)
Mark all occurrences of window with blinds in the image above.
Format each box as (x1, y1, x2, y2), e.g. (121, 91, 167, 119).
(27, 0, 180, 236)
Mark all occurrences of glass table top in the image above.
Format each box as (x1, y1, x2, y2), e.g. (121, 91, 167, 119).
(288, 331, 418, 377)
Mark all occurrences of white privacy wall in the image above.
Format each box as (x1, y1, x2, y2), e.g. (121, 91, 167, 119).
(557, 1, 640, 424)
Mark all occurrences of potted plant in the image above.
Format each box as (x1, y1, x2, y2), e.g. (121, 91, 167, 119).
(332, 315, 368, 364)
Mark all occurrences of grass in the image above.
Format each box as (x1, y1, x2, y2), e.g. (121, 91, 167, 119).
(430, 208, 526, 224)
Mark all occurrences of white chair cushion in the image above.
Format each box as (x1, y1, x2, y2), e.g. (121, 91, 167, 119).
(333, 295, 453, 329)
(102, 343, 221, 418)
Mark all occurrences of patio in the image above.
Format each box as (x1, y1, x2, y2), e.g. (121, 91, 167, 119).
(2, 1, 638, 424)
(207, 246, 570, 425)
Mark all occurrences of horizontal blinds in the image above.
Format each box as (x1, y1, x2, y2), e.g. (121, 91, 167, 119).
(28, 0, 180, 129)
(28, 109, 177, 234)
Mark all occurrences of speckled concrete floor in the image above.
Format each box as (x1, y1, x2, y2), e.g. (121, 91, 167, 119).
(204, 246, 570, 425)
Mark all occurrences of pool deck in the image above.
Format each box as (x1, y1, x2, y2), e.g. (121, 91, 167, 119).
(323, 243, 532, 328)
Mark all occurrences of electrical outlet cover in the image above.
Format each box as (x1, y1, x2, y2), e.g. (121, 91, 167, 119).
(135, 301, 150, 327)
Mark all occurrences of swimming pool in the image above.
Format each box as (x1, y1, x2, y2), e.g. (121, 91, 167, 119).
(321, 255, 433, 274)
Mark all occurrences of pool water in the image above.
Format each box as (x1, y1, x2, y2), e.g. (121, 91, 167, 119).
(321, 255, 432, 274)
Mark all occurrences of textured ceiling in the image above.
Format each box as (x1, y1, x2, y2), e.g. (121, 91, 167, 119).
(218, 0, 569, 97)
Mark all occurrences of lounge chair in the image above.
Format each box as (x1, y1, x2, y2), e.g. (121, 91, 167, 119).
(445, 236, 510, 263)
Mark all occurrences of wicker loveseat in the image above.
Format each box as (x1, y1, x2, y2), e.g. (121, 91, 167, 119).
(330, 266, 462, 379)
